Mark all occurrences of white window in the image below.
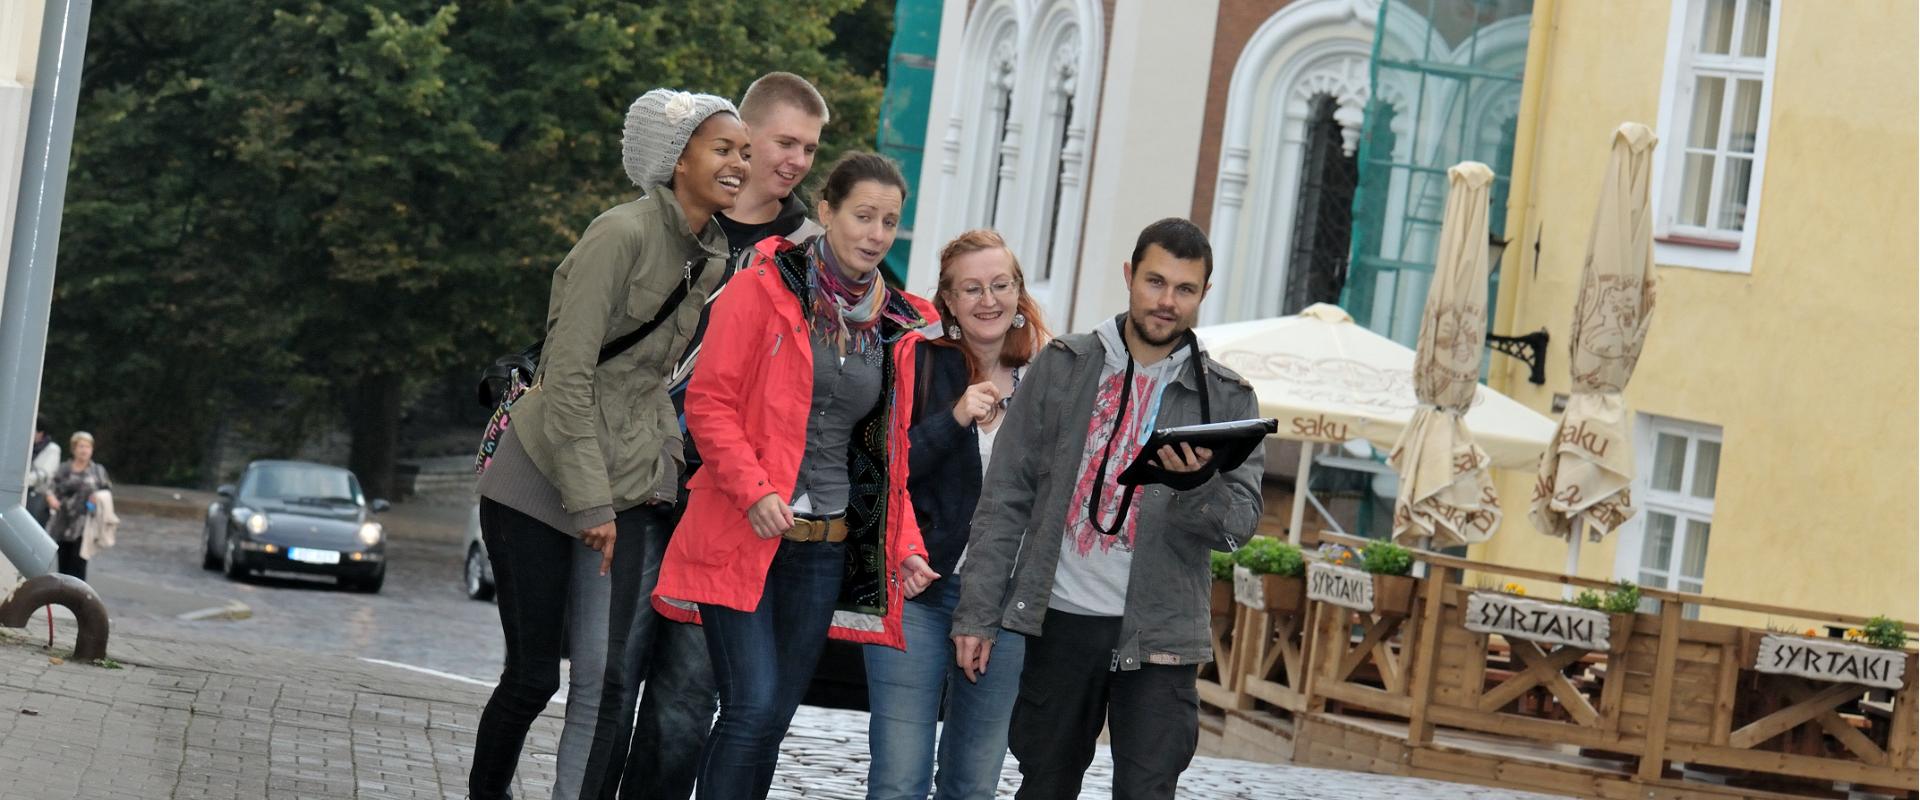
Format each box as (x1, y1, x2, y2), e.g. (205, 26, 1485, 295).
(1652, 0, 1780, 272)
(1615, 416, 1722, 620)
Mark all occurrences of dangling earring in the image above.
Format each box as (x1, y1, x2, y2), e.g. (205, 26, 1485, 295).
(1012, 313, 1027, 329)
(947, 325, 963, 340)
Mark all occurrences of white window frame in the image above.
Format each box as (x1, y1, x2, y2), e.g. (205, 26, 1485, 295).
(1649, 0, 1781, 274)
(1613, 415, 1722, 619)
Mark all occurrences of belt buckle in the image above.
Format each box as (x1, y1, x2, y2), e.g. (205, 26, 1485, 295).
(787, 517, 823, 543)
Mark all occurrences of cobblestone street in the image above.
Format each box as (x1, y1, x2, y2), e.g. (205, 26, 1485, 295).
(0, 624, 1566, 799)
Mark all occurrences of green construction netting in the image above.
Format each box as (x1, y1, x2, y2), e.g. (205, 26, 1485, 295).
(1343, 0, 1533, 345)
(876, 0, 943, 286)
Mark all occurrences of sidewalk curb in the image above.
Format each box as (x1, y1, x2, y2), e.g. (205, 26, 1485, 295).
(175, 600, 251, 621)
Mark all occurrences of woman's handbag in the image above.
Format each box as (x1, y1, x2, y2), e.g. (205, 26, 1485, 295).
(474, 257, 709, 475)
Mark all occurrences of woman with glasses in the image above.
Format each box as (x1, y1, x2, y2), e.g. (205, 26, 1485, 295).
(863, 229, 1051, 800)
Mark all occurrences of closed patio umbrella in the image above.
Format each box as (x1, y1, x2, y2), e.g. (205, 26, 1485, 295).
(1387, 162, 1501, 548)
(1530, 123, 1660, 578)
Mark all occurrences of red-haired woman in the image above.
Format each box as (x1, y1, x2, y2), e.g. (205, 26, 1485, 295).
(864, 229, 1051, 800)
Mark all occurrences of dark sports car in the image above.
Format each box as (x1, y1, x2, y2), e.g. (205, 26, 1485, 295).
(203, 460, 392, 592)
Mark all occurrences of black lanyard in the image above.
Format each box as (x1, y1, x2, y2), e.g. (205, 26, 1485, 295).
(1086, 323, 1210, 536)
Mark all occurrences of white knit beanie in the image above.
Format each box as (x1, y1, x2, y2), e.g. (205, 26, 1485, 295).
(622, 89, 739, 190)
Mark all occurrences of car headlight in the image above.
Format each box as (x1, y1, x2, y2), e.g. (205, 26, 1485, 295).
(246, 512, 270, 535)
(357, 522, 383, 546)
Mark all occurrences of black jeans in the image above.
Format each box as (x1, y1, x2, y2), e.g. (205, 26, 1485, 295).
(614, 499, 715, 800)
(55, 538, 86, 581)
(1008, 610, 1200, 800)
(469, 499, 656, 800)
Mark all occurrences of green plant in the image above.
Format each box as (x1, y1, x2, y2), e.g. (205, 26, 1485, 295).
(1861, 616, 1910, 650)
(1233, 537, 1305, 577)
(1600, 580, 1642, 614)
(1357, 541, 1414, 576)
(92, 657, 123, 670)
(1572, 590, 1605, 611)
(1210, 551, 1236, 583)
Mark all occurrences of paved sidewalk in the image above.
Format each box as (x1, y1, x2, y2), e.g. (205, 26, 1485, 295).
(0, 622, 1562, 799)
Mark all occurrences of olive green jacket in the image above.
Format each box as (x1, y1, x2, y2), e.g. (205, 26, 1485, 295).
(514, 188, 728, 531)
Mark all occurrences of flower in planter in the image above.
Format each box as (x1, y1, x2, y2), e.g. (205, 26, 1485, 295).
(1316, 543, 1357, 567)
(1233, 536, 1305, 577)
(1357, 541, 1414, 576)
(1501, 582, 1528, 597)
(1804, 627, 1820, 637)
(1599, 580, 1641, 614)
(1861, 616, 1911, 650)
(1210, 551, 1235, 583)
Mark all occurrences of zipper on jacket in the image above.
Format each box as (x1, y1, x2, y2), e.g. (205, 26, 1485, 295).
(771, 333, 784, 357)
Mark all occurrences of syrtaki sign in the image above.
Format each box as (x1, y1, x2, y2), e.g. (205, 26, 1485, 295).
(1465, 592, 1613, 651)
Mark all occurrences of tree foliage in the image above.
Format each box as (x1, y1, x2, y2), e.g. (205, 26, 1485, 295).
(44, 0, 885, 493)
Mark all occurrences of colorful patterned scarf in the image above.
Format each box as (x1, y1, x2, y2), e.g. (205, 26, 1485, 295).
(808, 237, 905, 356)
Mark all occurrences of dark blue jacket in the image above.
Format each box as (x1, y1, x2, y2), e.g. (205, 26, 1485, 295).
(905, 338, 983, 600)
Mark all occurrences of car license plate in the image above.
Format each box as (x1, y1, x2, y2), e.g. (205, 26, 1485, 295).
(288, 547, 340, 565)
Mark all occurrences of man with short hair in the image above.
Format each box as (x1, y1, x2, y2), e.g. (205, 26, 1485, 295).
(951, 218, 1265, 799)
(617, 72, 830, 800)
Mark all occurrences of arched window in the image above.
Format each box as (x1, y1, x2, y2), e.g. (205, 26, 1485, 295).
(923, 0, 1101, 321)
(1204, 0, 1386, 325)
(1282, 93, 1360, 314)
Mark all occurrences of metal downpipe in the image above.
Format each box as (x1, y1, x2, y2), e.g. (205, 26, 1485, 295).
(0, 0, 91, 579)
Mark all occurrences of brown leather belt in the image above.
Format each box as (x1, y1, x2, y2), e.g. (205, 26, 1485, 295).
(782, 515, 850, 543)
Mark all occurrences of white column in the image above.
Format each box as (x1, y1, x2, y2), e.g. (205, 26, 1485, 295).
(1069, 0, 1221, 333)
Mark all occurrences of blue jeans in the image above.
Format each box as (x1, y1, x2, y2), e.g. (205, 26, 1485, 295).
(695, 540, 845, 800)
(863, 581, 1025, 800)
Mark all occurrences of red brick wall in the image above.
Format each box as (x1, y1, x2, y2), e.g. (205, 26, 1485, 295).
(1190, 0, 1298, 230)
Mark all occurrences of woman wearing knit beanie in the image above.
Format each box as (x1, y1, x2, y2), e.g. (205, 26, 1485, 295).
(468, 89, 747, 800)
(651, 152, 943, 799)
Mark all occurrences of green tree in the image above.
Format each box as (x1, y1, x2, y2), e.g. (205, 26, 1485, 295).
(48, 0, 884, 494)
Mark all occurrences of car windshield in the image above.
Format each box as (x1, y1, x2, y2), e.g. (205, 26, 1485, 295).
(239, 465, 364, 507)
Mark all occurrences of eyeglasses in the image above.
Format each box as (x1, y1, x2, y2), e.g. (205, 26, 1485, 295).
(954, 280, 1019, 301)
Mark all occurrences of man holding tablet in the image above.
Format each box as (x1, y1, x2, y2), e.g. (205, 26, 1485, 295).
(950, 218, 1267, 799)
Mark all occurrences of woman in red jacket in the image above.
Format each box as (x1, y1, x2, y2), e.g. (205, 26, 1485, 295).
(654, 151, 941, 800)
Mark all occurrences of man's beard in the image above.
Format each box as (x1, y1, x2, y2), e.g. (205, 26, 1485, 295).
(1127, 310, 1186, 347)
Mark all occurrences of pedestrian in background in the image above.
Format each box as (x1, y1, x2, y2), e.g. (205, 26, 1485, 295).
(45, 431, 110, 580)
(468, 88, 745, 800)
(653, 152, 940, 800)
(619, 71, 833, 800)
(950, 219, 1266, 799)
(25, 415, 59, 526)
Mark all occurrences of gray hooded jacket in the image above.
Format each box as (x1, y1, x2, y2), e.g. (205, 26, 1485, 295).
(950, 317, 1265, 670)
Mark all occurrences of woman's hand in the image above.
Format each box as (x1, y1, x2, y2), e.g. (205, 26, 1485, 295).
(748, 493, 794, 540)
(950, 381, 1003, 427)
(582, 521, 617, 576)
(899, 555, 941, 599)
(45, 495, 60, 511)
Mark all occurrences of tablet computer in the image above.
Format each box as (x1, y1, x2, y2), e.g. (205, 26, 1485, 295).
(1117, 417, 1277, 487)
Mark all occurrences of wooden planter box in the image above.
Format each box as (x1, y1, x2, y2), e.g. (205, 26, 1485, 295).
(1372, 573, 1418, 617)
(1211, 580, 1233, 616)
(1232, 565, 1306, 612)
(1262, 574, 1306, 613)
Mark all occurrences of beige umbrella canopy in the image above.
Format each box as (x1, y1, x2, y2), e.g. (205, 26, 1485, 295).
(1388, 162, 1501, 549)
(1531, 123, 1659, 555)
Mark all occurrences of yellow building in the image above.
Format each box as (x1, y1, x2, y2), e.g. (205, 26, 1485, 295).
(1475, 0, 1918, 627)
